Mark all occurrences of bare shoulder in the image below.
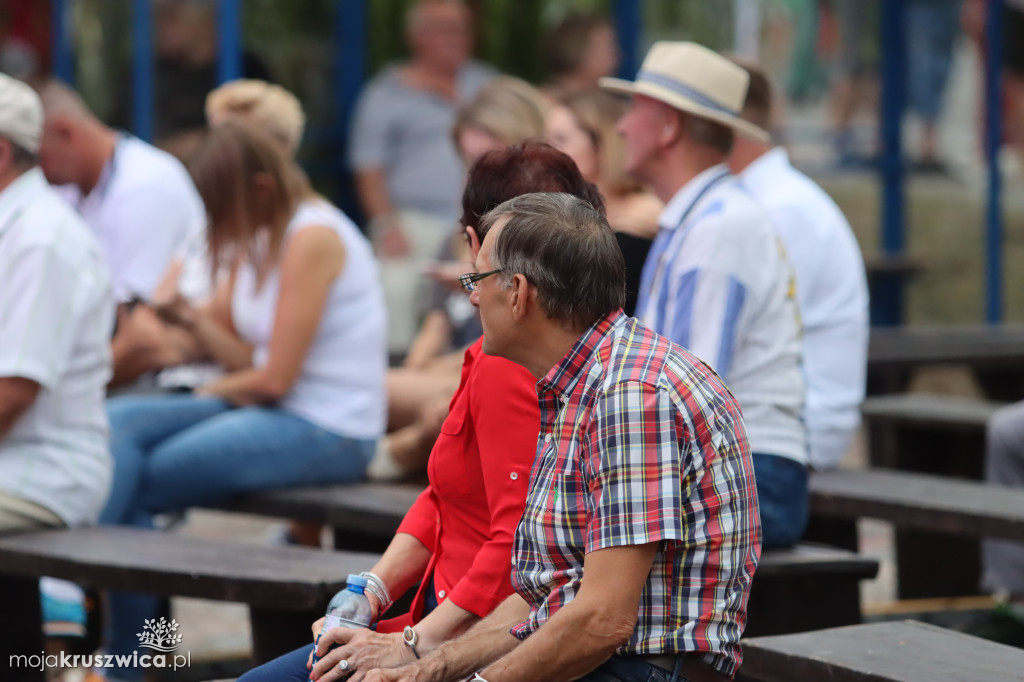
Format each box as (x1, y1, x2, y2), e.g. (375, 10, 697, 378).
(607, 191, 663, 240)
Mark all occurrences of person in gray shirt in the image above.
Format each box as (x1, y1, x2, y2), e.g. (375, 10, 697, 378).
(349, 0, 494, 353)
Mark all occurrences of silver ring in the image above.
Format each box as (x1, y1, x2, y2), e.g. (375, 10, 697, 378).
(338, 660, 350, 671)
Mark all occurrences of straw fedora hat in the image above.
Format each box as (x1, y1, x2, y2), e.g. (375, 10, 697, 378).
(600, 41, 769, 143)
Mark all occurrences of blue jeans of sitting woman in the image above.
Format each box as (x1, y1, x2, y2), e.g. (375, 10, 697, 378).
(101, 394, 376, 681)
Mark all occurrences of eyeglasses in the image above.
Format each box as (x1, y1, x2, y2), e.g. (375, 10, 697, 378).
(458, 269, 502, 292)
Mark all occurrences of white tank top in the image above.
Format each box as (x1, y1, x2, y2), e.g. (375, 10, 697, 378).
(232, 199, 387, 439)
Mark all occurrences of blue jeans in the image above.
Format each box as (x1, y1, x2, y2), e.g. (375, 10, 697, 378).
(101, 394, 376, 680)
(574, 656, 696, 681)
(752, 452, 809, 549)
(240, 648, 695, 682)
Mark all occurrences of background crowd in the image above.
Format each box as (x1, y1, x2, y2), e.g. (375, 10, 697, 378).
(4, 1, 1024, 682)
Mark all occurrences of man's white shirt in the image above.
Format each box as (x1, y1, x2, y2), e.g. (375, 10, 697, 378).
(0, 168, 114, 526)
(740, 148, 869, 469)
(57, 135, 204, 300)
(636, 164, 807, 466)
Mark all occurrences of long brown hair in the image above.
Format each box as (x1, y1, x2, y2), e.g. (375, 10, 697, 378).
(558, 90, 642, 197)
(188, 122, 308, 276)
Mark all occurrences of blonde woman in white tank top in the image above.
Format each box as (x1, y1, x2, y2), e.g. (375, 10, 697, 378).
(99, 123, 386, 674)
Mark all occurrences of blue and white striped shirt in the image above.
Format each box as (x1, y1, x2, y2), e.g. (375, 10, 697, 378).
(636, 164, 807, 464)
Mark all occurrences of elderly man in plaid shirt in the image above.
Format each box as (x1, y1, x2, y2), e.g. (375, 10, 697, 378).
(348, 192, 760, 682)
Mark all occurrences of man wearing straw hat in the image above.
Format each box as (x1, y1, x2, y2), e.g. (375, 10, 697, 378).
(600, 42, 808, 550)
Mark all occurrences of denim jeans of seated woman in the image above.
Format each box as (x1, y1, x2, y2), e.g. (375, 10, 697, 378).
(752, 452, 809, 549)
(101, 394, 377, 681)
(238, 578, 441, 682)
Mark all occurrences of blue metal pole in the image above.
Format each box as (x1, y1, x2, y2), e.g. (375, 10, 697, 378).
(985, 0, 1005, 324)
(216, 0, 243, 84)
(613, 0, 641, 79)
(333, 0, 368, 219)
(131, 0, 154, 142)
(876, 0, 907, 326)
(51, 0, 74, 83)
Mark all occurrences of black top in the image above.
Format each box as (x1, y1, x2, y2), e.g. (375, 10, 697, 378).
(615, 231, 653, 317)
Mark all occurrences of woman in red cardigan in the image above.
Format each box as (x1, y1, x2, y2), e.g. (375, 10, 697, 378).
(239, 143, 606, 682)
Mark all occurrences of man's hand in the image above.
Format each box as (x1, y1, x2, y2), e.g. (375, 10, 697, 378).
(349, 665, 427, 682)
(308, 628, 416, 682)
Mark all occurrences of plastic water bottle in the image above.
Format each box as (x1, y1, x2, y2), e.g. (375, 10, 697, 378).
(311, 574, 372, 672)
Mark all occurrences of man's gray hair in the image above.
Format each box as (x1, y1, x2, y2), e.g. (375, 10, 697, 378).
(479, 192, 626, 330)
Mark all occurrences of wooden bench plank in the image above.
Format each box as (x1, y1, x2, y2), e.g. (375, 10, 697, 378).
(0, 527, 375, 611)
(861, 394, 1003, 430)
(809, 469, 1024, 541)
(757, 544, 878, 579)
(220, 482, 422, 535)
(739, 620, 1024, 682)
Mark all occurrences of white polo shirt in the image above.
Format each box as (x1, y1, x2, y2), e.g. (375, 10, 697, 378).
(636, 164, 807, 466)
(57, 135, 204, 300)
(0, 168, 114, 526)
(740, 148, 869, 469)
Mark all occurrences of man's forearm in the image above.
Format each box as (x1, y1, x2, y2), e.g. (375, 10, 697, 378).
(479, 596, 632, 682)
(404, 594, 527, 682)
(0, 377, 41, 440)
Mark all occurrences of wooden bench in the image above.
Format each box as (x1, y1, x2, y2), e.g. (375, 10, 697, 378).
(217, 484, 878, 638)
(736, 620, 1024, 682)
(0, 527, 379, 665)
(868, 324, 1024, 399)
(861, 393, 1002, 474)
(808, 468, 1024, 600)
(855, 395, 1004, 599)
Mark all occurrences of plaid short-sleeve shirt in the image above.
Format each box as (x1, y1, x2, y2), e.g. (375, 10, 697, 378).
(510, 311, 761, 676)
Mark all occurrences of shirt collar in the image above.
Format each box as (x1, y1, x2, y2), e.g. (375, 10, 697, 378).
(0, 168, 47, 239)
(739, 146, 789, 187)
(658, 163, 732, 231)
(538, 310, 627, 400)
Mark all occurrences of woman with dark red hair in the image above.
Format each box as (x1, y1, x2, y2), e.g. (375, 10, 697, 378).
(240, 142, 606, 682)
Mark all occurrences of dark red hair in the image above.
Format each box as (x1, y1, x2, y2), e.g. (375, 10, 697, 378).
(460, 141, 606, 239)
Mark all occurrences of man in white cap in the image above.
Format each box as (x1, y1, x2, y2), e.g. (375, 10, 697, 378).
(0, 73, 114, 680)
(601, 42, 808, 549)
(34, 79, 203, 301)
(728, 62, 869, 472)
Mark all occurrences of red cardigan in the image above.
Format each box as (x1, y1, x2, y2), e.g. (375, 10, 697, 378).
(382, 338, 539, 629)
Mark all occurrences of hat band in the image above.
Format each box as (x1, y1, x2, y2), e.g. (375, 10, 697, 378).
(637, 71, 740, 117)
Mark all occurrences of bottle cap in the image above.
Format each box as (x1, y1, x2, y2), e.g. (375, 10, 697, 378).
(346, 574, 369, 588)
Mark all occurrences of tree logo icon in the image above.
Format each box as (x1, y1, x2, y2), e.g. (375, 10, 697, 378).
(137, 617, 184, 652)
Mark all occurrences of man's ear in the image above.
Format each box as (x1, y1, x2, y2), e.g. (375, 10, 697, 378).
(509, 273, 532, 322)
(465, 226, 481, 257)
(658, 111, 681, 147)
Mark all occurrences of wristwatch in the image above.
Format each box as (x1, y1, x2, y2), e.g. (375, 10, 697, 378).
(402, 626, 421, 659)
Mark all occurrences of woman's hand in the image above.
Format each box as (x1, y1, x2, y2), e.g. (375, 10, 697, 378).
(153, 293, 199, 331)
(308, 628, 416, 682)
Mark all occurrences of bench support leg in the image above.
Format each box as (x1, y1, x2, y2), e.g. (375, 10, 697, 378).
(1, 574, 45, 682)
(249, 607, 322, 664)
(745, 574, 863, 637)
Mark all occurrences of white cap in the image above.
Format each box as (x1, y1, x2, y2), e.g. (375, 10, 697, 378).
(0, 73, 42, 154)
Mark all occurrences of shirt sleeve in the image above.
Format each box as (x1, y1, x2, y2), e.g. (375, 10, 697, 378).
(663, 264, 747, 382)
(445, 355, 539, 617)
(0, 239, 87, 389)
(583, 381, 693, 553)
(396, 487, 440, 553)
(349, 78, 395, 171)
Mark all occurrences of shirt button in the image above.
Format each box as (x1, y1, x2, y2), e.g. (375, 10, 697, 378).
(544, 434, 552, 443)
(510, 472, 519, 480)
(560, 395, 569, 403)
(438, 590, 446, 599)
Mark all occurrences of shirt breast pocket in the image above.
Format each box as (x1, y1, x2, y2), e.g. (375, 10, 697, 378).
(432, 401, 472, 498)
